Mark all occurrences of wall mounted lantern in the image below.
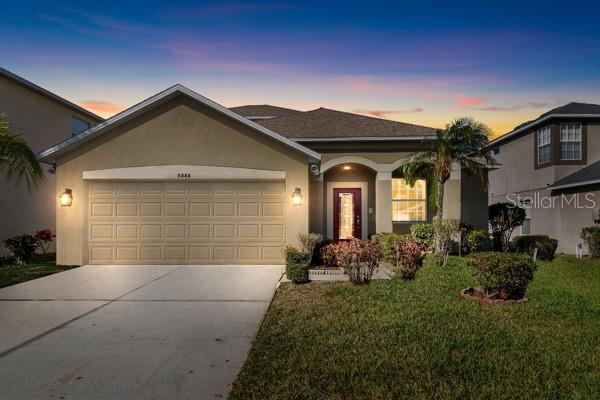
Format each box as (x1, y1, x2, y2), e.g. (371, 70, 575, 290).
(59, 188, 73, 207)
(291, 187, 302, 206)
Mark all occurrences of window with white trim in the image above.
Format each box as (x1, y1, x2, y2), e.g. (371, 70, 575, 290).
(560, 123, 582, 160)
(392, 179, 426, 222)
(520, 199, 532, 235)
(537, 126, 551, 164)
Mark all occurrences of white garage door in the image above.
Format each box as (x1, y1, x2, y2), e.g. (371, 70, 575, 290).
(87, 181, 286, 264)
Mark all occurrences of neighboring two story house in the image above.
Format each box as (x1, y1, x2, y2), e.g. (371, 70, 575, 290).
(0, 68, 103, 252)
(488, 102, 600, 254)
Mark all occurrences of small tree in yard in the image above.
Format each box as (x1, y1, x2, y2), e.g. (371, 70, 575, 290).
(489, 202, 526, 252)
(402, 117, 493, 253)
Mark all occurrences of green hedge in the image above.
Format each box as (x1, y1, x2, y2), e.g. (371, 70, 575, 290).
(510, 235, 558, 261)
(464, 229, 492, 254)
(410, 223, 434, 248)
(469, 252, 537, 300)
(581, 226, 600, 258)
(284, 249, 310, 284)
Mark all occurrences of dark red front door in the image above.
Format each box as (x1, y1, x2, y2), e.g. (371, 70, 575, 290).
(333, 188, 362, 241)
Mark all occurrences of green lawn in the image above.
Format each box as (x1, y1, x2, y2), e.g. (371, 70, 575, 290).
(0, 261, 79, 289)
(230, 255, 600, 400)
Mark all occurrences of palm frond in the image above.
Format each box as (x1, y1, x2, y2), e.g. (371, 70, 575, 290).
(0, 114, 45, 190)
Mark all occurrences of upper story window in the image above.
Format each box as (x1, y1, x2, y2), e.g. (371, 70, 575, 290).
(560, 123, 582, 160)
(536, 126, 551, 164)
(392, 178, 426, 222)
(71, 116, 91, 136)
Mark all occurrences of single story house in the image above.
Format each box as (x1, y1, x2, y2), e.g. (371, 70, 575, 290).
(38, 85, 488, 265)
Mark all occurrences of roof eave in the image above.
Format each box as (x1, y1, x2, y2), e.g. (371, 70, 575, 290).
(488, 113, 600, 147)
(38, 85, 321, 163)
(290, 135, 436, 142)
(0, 67, 103, 122)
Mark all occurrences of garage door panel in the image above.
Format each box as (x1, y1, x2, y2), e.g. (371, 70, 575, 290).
(88, 181, 285, 264)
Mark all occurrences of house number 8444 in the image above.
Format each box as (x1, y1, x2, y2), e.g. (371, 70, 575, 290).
(177, 173, 191, 179)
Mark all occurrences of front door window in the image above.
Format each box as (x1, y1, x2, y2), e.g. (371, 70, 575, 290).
(333, 188, 362, 241)
(338, 193, 355, 239)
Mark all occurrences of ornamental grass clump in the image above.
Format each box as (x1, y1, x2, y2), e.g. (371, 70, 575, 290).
(394, 238, 427, 280)
(332, 239, 382, 285)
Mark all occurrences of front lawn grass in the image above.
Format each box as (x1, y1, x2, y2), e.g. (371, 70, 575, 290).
(230, 255, 600, 400)
(0, 261, 79, 289)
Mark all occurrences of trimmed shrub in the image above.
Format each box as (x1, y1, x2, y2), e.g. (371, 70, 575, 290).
(312, 240, 334, 267)
(283, 246, 310, 284)
(372, 232, 408, 263)
(331, 239, 382, 285)
(319, 243, 337, 268)
(469, 252, 537, 300)
(458, 223, 474, 255)
(394, 238, 427, 280)
(3, 234, 38, 264)
(410, 223, 434, 249)
(34, 229, 55, 254)
(511, 235, 558, 261)
(433, 218, 460, 266)
(581, 226, 600, 258)
(464, 229, 492, 254)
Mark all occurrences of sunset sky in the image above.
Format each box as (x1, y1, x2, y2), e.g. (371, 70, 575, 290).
(3, 1, 600, 137)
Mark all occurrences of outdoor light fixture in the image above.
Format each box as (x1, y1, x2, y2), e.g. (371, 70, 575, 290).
(343, 165, 351, 170)
(59, 189, 73, 207)
(292, 188, 302, 205)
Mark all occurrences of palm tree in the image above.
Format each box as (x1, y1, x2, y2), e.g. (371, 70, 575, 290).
(0, 114, 44, 189)
(402, 117, 493, 249)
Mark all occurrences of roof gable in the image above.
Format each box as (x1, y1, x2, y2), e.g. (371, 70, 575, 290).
(489, 101, 600, 147)
(256, 107, 436, 139)
(38, 85, 320, 163)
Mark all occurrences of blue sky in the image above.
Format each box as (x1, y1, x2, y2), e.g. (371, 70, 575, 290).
(3, 1, 600, 135)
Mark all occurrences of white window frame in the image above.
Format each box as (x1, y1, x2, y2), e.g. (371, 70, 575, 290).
(520, 199, 532, 235)
(392, 178, 427, 223)
(536, 126, 551, 164)
(560, 122, 582, 160)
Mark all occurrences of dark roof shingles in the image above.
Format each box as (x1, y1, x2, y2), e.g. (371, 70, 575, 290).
(254, 107, 436, 138)
(229, 104, 300, 118)
(551, 159, 600, 188)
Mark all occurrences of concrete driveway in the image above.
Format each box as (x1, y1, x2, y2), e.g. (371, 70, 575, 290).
(0, 264, 282, 399)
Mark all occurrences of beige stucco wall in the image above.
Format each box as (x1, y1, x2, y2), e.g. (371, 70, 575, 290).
(55, 96, 309, 265)
(311, 153, 486, 237)
(0, 76, 99, 253)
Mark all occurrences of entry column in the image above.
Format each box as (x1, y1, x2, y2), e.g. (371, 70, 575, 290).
(375, 171, 393, 233)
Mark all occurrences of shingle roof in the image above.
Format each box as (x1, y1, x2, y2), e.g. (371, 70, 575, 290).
(539, 102, 600, 118)
(253, 107, 436, 139)
(229, 104, 300, 119)
(490, 102, 600, 146)
(550, 160, 600, 190)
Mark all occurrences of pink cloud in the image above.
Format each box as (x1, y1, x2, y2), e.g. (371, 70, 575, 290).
(457, 95, 487, 108)
(476, 102, 551, 112)
(352, 108, 424, 118)
(78, 100, 126, 116)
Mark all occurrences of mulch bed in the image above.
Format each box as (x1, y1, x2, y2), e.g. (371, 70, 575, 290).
(459, 287, 528, 305)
